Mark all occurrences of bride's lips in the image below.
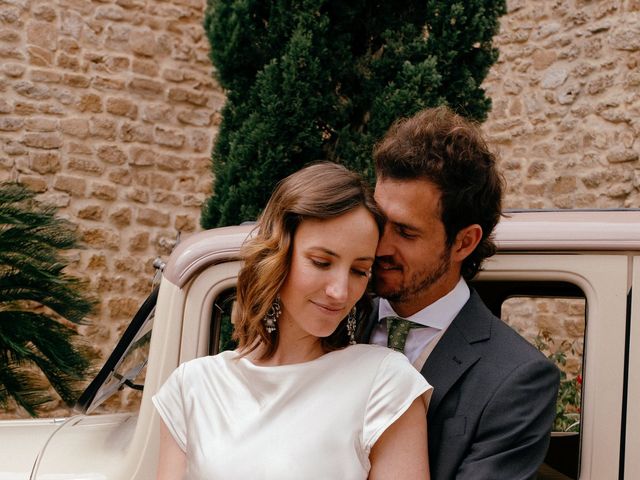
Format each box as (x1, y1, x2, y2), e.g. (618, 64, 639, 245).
(310, 301, 345, 314)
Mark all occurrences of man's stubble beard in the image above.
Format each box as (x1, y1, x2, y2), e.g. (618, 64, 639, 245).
(374, 247, 452, 305)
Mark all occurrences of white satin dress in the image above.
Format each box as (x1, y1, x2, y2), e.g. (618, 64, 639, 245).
(153, 344, 431, 480)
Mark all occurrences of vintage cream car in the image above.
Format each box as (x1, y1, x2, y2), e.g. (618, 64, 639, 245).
(1, 210, 639, 479)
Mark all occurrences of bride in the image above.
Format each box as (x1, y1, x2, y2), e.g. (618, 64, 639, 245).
(153, 162, 431, 479)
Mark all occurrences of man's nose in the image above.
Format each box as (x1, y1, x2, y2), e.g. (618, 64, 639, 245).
(376, 224, 395, 258)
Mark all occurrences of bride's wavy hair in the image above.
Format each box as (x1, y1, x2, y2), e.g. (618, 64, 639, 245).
(233, 162, 383, 360)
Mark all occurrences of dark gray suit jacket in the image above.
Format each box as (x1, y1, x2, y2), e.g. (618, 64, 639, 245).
(363, 290, 560, 480)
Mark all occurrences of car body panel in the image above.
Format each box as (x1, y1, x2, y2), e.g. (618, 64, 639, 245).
(1, 211, 639, 479)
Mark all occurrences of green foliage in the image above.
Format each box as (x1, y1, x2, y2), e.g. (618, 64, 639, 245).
(535, 331, 582, 432)
(201, 0, 506, 228)
(0, 183, 95, 416)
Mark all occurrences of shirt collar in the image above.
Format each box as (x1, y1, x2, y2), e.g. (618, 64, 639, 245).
(377, 277, 470, 330)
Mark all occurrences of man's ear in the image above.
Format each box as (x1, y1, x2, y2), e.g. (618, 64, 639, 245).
(451, 224, 483, 262)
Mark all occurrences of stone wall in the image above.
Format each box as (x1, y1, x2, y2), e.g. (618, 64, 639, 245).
(0, 0, 223, 415)
(3, 0, 635, 416)
(481, 0, 640, 379)
(483, 0, 640, 209)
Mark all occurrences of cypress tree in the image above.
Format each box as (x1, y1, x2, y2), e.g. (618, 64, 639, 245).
(202, 0, 506, 228)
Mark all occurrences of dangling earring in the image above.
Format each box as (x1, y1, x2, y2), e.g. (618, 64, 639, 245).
(264, 295, 281, 333)
(347, 306, 357, 345)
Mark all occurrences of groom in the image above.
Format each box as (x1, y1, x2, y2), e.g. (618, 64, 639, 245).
(364, 107, 559, 479)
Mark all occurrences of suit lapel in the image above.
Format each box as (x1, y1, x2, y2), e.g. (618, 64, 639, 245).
(421, 290, 492, 416)
(360, 297, 380, 343)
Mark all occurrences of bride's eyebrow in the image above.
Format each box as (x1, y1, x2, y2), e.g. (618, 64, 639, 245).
(306, 246, 374, 262)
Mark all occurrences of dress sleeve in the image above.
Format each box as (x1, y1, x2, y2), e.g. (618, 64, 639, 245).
(363, 351, 432, 452)
(152, 363, 188, 452)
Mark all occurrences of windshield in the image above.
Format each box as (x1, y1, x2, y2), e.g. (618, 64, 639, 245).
(75, 287, 157, 414)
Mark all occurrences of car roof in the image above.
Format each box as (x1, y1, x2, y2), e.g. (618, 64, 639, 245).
(163, 210, 640, 288)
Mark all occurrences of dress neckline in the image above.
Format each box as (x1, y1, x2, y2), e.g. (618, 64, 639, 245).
(233, 344, 363, 370)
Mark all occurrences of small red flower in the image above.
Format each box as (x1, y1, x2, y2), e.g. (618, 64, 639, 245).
(576, 374, 582, 385)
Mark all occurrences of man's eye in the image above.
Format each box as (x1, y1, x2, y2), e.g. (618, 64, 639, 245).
(399, 230, 417, 239)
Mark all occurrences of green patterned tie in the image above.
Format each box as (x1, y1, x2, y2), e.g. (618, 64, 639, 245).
(385, 316, 423, 353)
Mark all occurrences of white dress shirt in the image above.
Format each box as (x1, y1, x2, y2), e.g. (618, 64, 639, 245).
(371, 278, 470, 365)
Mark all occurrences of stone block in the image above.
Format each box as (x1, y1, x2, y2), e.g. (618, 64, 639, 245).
(0, 117, 24, 131)
(91, 182, 118, 201)
(116, 0, 146, 9)
(14, 102, 38, 115)
(108, 297, 139, 319)
(551, 176, 577, 195)
(68, 157, 104, 176)
(63, 73, 90, 88)
(0, 45, 25, 61)
(109, 205, 132, 226)
(556, 81, 581, 105)
(97, 144, 127, 165)
(59, 38, 80, 54)
(108, 167, 132, 185)
(128, 77, 164, 96)
(152, 190, 181, 206)
(77, 204, 104, 221)
(140, 172, 172, 190)
(92, 76, 126, 91)
(68, 142, 93, 155)
(77, 93, 103, 113)
(183, 193, 204, 207)
(3, 140, 26, 155)
(2, 62, 25, 77)
(607, 149, 639, 163)
(155, 126, 185, 148)
(30, 69, 62, 83)
(137, 207, 170, 227)
(128, 231, 149, 251)
(25, 117, 57, 132)
(156, 154, 188, 171)
(37, 192, 70, 208)
(188, 130, 211, 153)
(541, 65, 568, 89)
(60, 118, 90, 138)
(162, 68, 184, 82)
(177, 109, 212, 127)
(106, 97, 138, 119)
(610, 13, 640, 51)
(90, 117, 118, 140)
(126, 187, 149, 203)
(30, 151, 61, 174)
(14, 81, 51, 100)
(57, 53, 80, 71)
(17, 175, 47, 192)
(168, 87, 207, 106)
(53, 174, 86, 196)
(26, 20, 57, 50)
(129, 28, 156, 57)
(60, 10, 84, 39)
(132, 58, 159, 77)
(142, 104, 173, 123)
(87, 253, 107, 270)
(0, 99, 12, 113)
(120, 122, 153, 143)
(129, 147, 156, 166)
(27, 45, 53, 67)
(21, 132, 62, 149)
(174, 214, 195, 232)
(95, 5, 127, 21)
